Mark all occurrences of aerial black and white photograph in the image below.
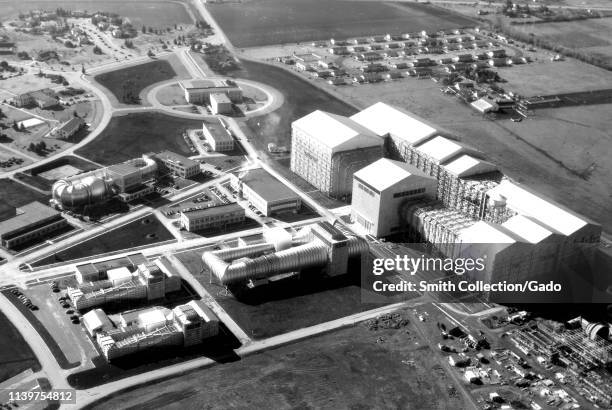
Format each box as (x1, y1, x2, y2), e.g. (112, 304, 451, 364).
(0, 0, 611, 408)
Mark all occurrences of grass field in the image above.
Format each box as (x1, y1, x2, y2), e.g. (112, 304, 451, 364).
(76, 112, 199, 164)
(0, 178, 49, 208)
(90, 317, 471, 409)
(0, 1, 193, 27)
(0, 311, 41, 382)
(31, 214, 174, 266)
(207, 0, 475, 48)
(509, 17, 612, 67)
(95, 60, 177, 105)
(232, 58, 357, 152)
(177, 249, 385, 339)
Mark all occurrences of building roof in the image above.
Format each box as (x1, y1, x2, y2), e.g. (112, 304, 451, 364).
(0, 201, 61, 236)
(155, 150, 199, 169)
(182, 203, 244, 221)
(138, 307, 171, 327)
(443, 155, 497, 178)
(354, 158, 434, 192)
(106, 162, 139, 177)
(203, 119, 233, 143)
(292, 110, 382, 153)
(186, 299, 218, 323)
(459, 221, 517, 244)
(350, 102, 437, 146)
(210, 92, 231, 104)
(82, 309, 113, 333)
(18, 118, 45, 129)
(106, 266, 133, 283)
(486, 180, 591, 236)
(415, 136, 469, 164)
(501, 215, 554, 244)
(471, 98, 498, 113)
(56, 117, 84, 134)
(180, 79, 238, 90)
(240, 168, 299, 203)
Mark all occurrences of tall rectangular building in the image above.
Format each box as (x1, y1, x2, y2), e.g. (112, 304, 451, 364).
(290, 110, 383, 199)
(351, 158, 437, 237)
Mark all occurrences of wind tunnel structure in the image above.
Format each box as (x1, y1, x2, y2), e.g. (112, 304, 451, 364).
(202, 222, 369, 286)
(52, 155, 158, 209)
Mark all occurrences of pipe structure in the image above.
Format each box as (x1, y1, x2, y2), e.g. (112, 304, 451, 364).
(202, 227, 369, 286)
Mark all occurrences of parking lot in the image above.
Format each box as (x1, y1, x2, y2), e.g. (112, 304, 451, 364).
(9, 281, 99, 371)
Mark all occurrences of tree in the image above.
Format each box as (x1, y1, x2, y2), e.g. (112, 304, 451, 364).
(81, 64, 86, 75)
(20, 123, 25, 132)
(142, 25, 146, 34)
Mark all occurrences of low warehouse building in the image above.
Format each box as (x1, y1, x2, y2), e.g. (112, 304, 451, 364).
(52, 117, 85, 140)
(231, 168, 302, 216)
(179, 79, 242, 105)
(0, 202, 69, 250)
(180, 203, 245, 232)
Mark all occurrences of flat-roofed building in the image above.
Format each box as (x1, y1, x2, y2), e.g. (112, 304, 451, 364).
(180, 203, 245, 232)
(290, 110, 384, 198)
(52, 117, 85, 139)
(179, 79, 242, 105)
(12, 88, 58, 109)
(351, 158, 436, 237)
(202, 119, 234, 152)
(67, 256, 181, 310)
(153, 151, 200, 179)
(232, 168, 302, 216)
(0, 202, 68, 249)
(209, 92, 232, 115)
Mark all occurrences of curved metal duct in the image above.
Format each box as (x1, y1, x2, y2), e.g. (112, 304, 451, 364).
(202, 230, 369, 286)
(52, 174, 112, 208)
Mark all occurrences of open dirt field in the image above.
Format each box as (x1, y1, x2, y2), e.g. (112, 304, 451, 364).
(207, 0, 476, 48)
(90, 315, 472, 410)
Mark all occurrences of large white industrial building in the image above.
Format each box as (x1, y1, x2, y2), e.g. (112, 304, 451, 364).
(83, 299, 219, 361)
(351, 158, 436, 237)
(350, 102, 437, 159)
(341, 101, 602, 300)
(67, 257, 181, 310)
(290, 110, 384, 198)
